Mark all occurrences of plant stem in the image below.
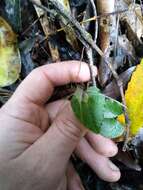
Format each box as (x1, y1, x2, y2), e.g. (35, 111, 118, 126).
(86, 48, 96, 86)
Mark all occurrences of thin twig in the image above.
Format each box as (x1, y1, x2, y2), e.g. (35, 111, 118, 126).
(139, 0, 143, 16)
(39, 11, 128, 43)
(30, 0, 56, 16)
(21, 17, 41, 36)
(89, 0, 98, 42)
(112, 10, 131, 150)
(86, 48, 96, 86)
(76, 47, 85, 81)
(114, 14, 120, 58)
(84, 0, 97, 86)
(118, 81, 130, 151)
(30, 0, 104, 56)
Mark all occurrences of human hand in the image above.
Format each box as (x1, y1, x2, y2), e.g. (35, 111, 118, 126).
(0, 61, 120, 190)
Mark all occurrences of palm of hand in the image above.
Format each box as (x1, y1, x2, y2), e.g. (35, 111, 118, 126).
(0, 99, 48, 161)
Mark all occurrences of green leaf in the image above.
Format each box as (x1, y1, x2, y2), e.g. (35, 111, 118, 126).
(104, 97, 123, 118)
(86, 86, 100, 95)
(100, 119, 124, 138)
(71, 88, 83, 122)
(71, 86, 124, 138)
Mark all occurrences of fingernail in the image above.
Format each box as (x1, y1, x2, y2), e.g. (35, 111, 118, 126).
(108, 161, 119, 171)
(109, 146, 118, 157)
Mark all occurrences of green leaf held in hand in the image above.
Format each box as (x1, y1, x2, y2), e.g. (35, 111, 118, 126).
(71, 86, 124, 138)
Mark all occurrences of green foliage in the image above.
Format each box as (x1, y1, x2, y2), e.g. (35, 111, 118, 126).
(71, 86, 124, 138)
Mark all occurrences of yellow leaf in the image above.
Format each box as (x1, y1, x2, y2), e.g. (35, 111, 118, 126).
(118, 114, 125, 126)
(0, 17, 21, 87)
(118, 60, 143, 136)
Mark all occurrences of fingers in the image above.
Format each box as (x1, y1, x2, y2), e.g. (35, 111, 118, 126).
(75, 138, 120, 182)
(46, 100, 69, 124)
(12, 61, 96, 105)
(20, 102, 86, 189)
(46, 101, 118, 158)
(45, 100, 119, 182)
(67, 162, 85, 190)
(86, 132, 118, 157)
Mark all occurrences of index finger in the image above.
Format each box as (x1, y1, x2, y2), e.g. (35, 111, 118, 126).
(12, 61, 97, 104)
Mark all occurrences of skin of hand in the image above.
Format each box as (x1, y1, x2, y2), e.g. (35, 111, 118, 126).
(0, 61, 120, 190)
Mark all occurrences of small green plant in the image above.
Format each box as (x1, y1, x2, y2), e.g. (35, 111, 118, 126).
(71, 86, 124, 138)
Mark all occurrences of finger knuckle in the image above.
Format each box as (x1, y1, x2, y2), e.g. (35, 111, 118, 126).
(55, 116, 82, 142)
